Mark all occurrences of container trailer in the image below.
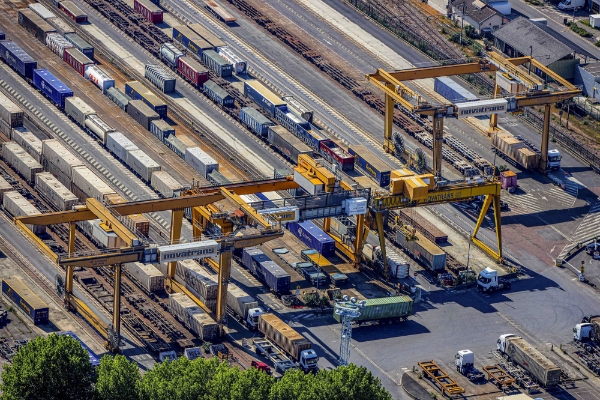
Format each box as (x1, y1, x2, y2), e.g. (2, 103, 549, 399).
(226, 283, 262, 330)
(64, 33, 94, 59)
(0, 40, 37, 79)
(2, 277, 49, 324)
(333, 296, 413, 325)
(348, 145, 391, 187)
(286, 220, 336, 257)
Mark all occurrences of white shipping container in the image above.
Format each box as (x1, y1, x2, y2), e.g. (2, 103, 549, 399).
(106, 132, 138, 163)
(293, 168, 323, 195)
(29, 3, 56, 19)
(42, 139, 84, 179)
(91, 220, 122, 248)
(144, 64, 176, 93)
(377, 247, 409, 278)
(0, 91, 24, 128)
(2, 142, 43, 183)
(160, 43, 184, 67)
(65, 97, 97, 126)
(217, 46, 247, 74)
(11, 127, 43, 163)
(0, 176, 12, 203)
(84, 65, 116, 93)
(35, 172, 78, 211)
(227, 283, 258, 319)
(71, 166, 116, 200)
(184, 147, 218, 178)
(126, 149, 161, 182)
(3, 191, 45, 234)
(84, 114, 115, 144)
(123, 262, 164, 292)
(45, 33, 74, 58)
(151, 170, 183, 198)
(176, 259, 218, 300)
(157, 240, 219, 263)
(168, 293, 218, 340)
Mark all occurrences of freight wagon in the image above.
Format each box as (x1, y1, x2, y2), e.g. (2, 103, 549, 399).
(172, 26, 212, 57)
(35, 172, 78, 211)
(160, 43, 184, 68)
(166, 135, 189, 158)
(65, 97, 97, 126)
(275, 107, 310, 137)
(3, 191, 45, 234)
(32, 68, 73, 109)
(188, 23, 226, 49)
(85, 66, 115, 93)
(29, 3, 56, 20)
(203, 80, 234, 107)
(46, 33, 74, 58)
(63, 47, 94, 76)
(2, 142, 43, 183)
(59, 1, 88, 23)
(134, 0, 163, 23)
(299, 125, 329, 151)
(150, 119, 174, 140)
(286, 220, 336, 257)
(185, 146, 218, 178)
(2, 277, 49, 324)
(18, 9, 56, 44)
(145, 64, 176, 93)
(85, 114, 115, 144)
(56, 332, 100, 367)
(176, 56, 209, 87)
(125, 81, 167, 118)
(0, 91, 24, 128)
(126, 149, 161, 182)
(127, 100, 160, 131)
(319, 140, 354, 171)
(333, 296, 413, 326)
(207, 170, 230, 186)
(0, 40, 37, 80)
(123, 262, 164, 293)
(240, 107, 273, 136)
(267, 125, 312, 162)
(71, 165, 116, 202)
(41, 139, 84, 187)
(11, 127, 42, 162)
(434, 77, 478, 103)
(64, 33, 94, 59)
(106, 87, 128, 111)
(395, 230, 446, 272)
(151, 170, 184, 198)
(47, 17, 75, 36)
(348, 145, 391, 187)
(244, 80, 286, 116)
(203, 0, 237, 23)
(169, 292, 218, 340)
(217, 46, 247, 74)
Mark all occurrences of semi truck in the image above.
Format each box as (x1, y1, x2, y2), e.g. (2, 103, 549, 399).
(226, 283, 264, 330)
(455, 350, 485, 381)
(477, 268, 511, 293)
(333, 296, 413, 326)
(497, 334, 561, 387)
(574, 316, 600, 342)
(492, 132, 561, 171)
(256, 313, 319, 372)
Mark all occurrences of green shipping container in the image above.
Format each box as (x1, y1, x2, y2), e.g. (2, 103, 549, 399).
(334, 296, 413, 324)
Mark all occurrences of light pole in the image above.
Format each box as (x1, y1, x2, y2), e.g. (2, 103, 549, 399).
(334, 296, 365, 366)
(459, 3, 466, 46)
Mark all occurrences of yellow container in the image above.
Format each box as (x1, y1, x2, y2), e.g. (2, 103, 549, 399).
(390, 178, 404, 194)
(391, 168, 414, 180)
(404, 177, 429, 200)
(417, 173, 435, 190)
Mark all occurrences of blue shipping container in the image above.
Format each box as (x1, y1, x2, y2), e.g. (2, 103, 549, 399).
(348, 145, 391, 187)
(33, 68, 73, 109)
(297, 123, 328, 150)
(0, 40, 38, 79)
(0, 31, 5, 40)
(150, 119, 174, 140)
(64, 33, 94, 59)
(2, 279, 49, 325)
(240, 107, 272, 136)
(125, 82, 167, 118)
(286, 220, 336, 257)
(259, 260, 291, 294)
(434, 77, 477, 103)
(241, 247, 270, 276)
(57, 331, 100, 367)
(243, 80, 287, 116)
(203, 80, 234, 107)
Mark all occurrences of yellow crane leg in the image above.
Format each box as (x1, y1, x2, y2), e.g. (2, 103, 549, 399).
(323, 217, 331, 232)
(69, 295, 108, 339)
(65, 222, 76, 307)
(432, 115, 444, 177)
(216, 251, 231, 337)
(384, 93, 394, 153)
(489, 84, 501, 135)
(471, 195, 503, 262)
(111, 264, 122, 353)
(192, 207, 202, 239)
(539, 104, 551, 173)
(375, 211, 388, 276)
(167, 209, 184, 280)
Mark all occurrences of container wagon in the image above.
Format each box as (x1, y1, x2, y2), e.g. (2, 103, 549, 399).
(207, 170, 230, 186)
(125, 81, 167, 118)
(32, 68, 73, 109)
(286, 220, 336, 257)
(434, 77, 478, 103)
(64, 33, 94, 59)
(85, 114, 115, 144)
(106, 87, 128, 111)
(71, 165, 116, 202)
(149, 119, 174, 140)
(333, 296, 413, 326)
(172, 26, 212, 57)
(243, 80, 286, 116)
(145, 64, 176, 93)
(267, 125, 312, 162)
(85, 66, 115, 93)
(59, 1, 88, 23)
(0, 178, 10, 203)
(123, 262, 164, 292)
(11, 127, 42, 163)
(151, 170, 184, 198)
(0, 91, 24, 128)
(160, 43, 184, 68)
(63, 47, 94, 76)
(35, 172, 78, 211)
(166, 135, 189, 158)
(169, 292, 218, 340)
(185, 146, 218, 178)
(240, 107, 273, 137)
(3, 191, 45, 234)
(0, 40, 37, 79)
(29, 3, 56, 20)
(56, 331, 100, 367)
(203, 80, 234, 107)
(41, 139, 84, 187)
(176, 56, 209, 87)
(217, 46, 247, 74)
(65, 97, 97, 126)
(47, 17, 75, 36)
(2, 278, 49, 324)
(126, 149, 161, 182)
(319, 140, 354, 171)
(395, 230, 446, 272)
(46, 33, 74, 58)
(134, 0, 163, 23)
(2, 142, 43, 183)
(202, 1, 236, 23)
(492, 132, 539, 170)
(18, 9, 56, 44)
(188, 23, 226, 48)
(348, 145, 391, 187)
(127, 100, 160, 131)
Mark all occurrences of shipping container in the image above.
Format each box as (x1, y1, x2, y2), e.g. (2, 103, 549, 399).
(203, 80, 234, 107)
(176, 56, 209, 87)
(274, 107, 310, 138)
(2, 278, 49, 324)
(145, 64, 176, 93)
(56, 331, 100, 367)
(84, 114, 115, 144)
(244, 80, 286, 116)
(29, 3, 56, 20)
(377, 246, 409, 278)
(3, 191, 45, 234)
(492, 132, 539, 169)
(134, 0, 163, 23)
(286, 220, 336, 257)
(216, 46, 246, 74)
(160, 43, 184, 68)
(172, 25, 201, 49)
(149, 119, 174, 140)
(267, 125, 312, 162)
(35, 172, 78, 211)
(395, 230, 446, 271)
(71, 165, 116, 201)
(396, 209, 448, 244)
(258, 313, 312, 361)
(0, 91, 23, 128)
(241, 247, 270, 277)
(188, 23, 226, 49)
(298, 125, 329, 150)
(45, 33, 74, 58)
(123, 262, 164, 292)
(106, 86, 128, 111)
(227, 283, 258, 319)
(502, 335, 561, 387)
(207, 170, 230, 186)
(258, 260, 291, 294)
(333, 296, 413, 325)
(41, 139, 84, 186)
(59, 1, 88, 23)
(293, 168, 324, 195)
(106, 132, 138, 162)
(348, 145, 391, 187)
(126, 149, 161, 182)
(176, 259, 218, 301)
(319, 140, 354, 171)
(0, 31, 4, 41)
(166, 135, 189, 158)
(2, 142, 43, 183)
(240, 107, 273, 136)
(47, 17, 75, 36)
(125, 81, 167, 118)
(127, 213, 150, 237)
(151, 170, 183, 198)
(64, 33, 93, 59)
(32, 68, 73, 109)
(63, 47, 94, 76)
(127, 100, 160, 130)
(64, 96, 97, 126)
(204, 0, 237, 23)
(0, 176, 13, 202)
(18, 9, 56, 43)
(0, 40, 37, 79)
(84, 65, 115, 93)
(169, 293, 218, 340)
(91, 219, 124, 248)
(434, 77, 478, 103)
(185, 146, 218, 178)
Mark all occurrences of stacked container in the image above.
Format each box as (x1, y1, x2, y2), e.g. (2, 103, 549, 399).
(71, 166, 116, 201)
(127, 100, 160, 130)
(151, 170, 183, 198)
(185, 146, 218, 178)
(0, 41, 37, 79)
(0, 91, 24, 128)
(41, 139, 84, 187)
(106, 132, 139, 162)
(45, 33, 74, 58)
(3, 191, 44, 234)
(85, 114, 115, 144)
(176, 259, 218, 312)
(91, 220, 123, 248)
(65, 97, 97, 126)
(123, 262, 164, 292)
(85, 66, 116, 93)
(145, 64, 176, 93)
(126, 149, 161, 182)
(169, 293, 218, 340)
(2, 142, 43, 183)
(13, 128, 42, 162)
(35, 172, 78, 211)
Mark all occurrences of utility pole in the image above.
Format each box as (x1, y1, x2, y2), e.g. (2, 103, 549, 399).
(334, 296, 365, 366)
(460, 3, 466, 46)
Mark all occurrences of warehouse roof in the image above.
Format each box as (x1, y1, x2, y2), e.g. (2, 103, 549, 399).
(451, 0, 499, 24)
(493, 17, 573, 65)
(581, 63, 600, 76)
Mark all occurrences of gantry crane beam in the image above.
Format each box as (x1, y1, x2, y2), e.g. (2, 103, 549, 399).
(219, 187, 275, 230)
(487, 51, 544, 89)
(87, 198, 139, 247)
(502, 55, 576, 90)
(371, 59, 498, 81)
(298, 154, 336, 192)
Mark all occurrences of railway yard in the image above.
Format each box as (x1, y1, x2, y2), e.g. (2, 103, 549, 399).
(0, 0, 599, 398)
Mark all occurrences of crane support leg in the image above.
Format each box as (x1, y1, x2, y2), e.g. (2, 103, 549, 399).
(489, 84, 501, 134)
(65, 222, 76, 308)
(353, 214, 366, 267)
(375, 212, 388, 276)
(217, 251, 232, 337)
(167, 209, 184, 280)
(432, 115, 444, 177)
(111, 264, 122, 353)
(323, 217, 331, 232)
(539, 104, 551, 173)
(384, 93, 394, 153)
(192, 207, 202, 238)
(471, 195, 503, 262)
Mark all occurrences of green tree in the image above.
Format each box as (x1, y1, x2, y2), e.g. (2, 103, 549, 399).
(95, 354, 141, 400)
(320, 364, 393, 400)
(269, 369, 322, 400)
(0, 334, 95, 400)
(228, 366, 274, 400)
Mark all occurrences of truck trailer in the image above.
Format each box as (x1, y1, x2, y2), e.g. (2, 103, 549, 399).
(333, 296, 413, 326)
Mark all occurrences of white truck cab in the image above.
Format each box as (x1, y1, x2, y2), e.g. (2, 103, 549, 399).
(477, 267, 511, 292)
(547, 149, 562, 171)
(246, 308, 265, 330)
(299, 349, 319, 372)
(497, 333, 517, 353)
(558, 0, 584, 10)
(574, 323, 594, 341)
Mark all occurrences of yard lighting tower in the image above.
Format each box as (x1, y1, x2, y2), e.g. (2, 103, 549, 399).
(334, 296, 365, 366)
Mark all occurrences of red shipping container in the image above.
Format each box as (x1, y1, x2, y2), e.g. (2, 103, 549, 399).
(320, 140, 354, 170)
(59, 1, 88, 23)
(134, 0, 163, 24)
(177, 56, 209, 87)
(63, 47, 94, 76)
